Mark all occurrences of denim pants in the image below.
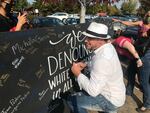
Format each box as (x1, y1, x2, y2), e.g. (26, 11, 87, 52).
(126, 59, 138, 96)
(140, 49, 150, 108)
(65, 92, 118, 113)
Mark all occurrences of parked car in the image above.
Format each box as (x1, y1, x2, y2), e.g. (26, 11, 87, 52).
(63, 17, 78, 25)
(109, 15, 131, 21)
(123, 14, 141, 22)
(109, 14, 141, 22)
(75, 18, 93, 24)
(47, 12, 69, 20)
(30, 17, 64, 28)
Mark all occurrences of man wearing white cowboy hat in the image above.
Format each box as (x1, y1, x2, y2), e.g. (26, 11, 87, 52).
(66, 22, 126, 113)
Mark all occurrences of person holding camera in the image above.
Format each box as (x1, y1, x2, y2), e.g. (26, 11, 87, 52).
(0, 0, 27, 32)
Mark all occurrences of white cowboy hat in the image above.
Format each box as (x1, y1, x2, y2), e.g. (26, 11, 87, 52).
(82, 22, 111, 39)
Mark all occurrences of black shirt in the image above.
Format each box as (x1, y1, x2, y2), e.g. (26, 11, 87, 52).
(0, 14, 16, 32)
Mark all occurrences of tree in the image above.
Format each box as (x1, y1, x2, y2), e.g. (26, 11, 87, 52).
(13, 0, 29, 11)
(32, 0, 45, 11)
(108, 5, 121, 15)
(121, 0, 137, 14)
(78, 0, 86, 23)
(78, 0, 120, 23)
(32, 0, 120, 19)
(138, 0, 150, 16)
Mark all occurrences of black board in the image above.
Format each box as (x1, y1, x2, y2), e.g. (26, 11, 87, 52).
(0, 24, 90, 113)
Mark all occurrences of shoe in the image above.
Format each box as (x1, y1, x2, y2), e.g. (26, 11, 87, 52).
(136, 107, 150, 113)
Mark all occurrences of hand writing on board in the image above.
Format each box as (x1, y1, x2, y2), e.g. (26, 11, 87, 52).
(71, 62, 87, 77)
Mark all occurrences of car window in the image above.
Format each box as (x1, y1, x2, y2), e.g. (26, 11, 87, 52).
(31, 17, 64, 28)
(33, 19, 40, 24)
(42, 18, 54, 26)
(55, 19, 64, 25)
(54, 13, 66, 16)
(66, 18, 77, 25)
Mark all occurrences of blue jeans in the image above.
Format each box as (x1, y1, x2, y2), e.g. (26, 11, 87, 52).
(126, 59, 138, 96)
(65, 92, 118, 113)
(140, 49, 150, 108)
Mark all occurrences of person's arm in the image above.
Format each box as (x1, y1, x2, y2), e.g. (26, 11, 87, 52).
(122, 41, 143, 67)
(15, 12, 27, 31)
(74, 59, 109, 97)
(112, 18, 142, 26)
(120, 21, 141, 26)
(4, 0, 11, 4)
(9, 26, 16, 32)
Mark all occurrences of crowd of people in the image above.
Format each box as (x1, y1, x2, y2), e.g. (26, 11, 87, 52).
(0, 0, 150, 113)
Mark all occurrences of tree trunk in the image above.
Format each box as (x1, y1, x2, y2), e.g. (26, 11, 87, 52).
(80, 0, 86, 23)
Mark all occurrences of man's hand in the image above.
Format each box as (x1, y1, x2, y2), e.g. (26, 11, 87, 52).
(71, 62, 87, 77)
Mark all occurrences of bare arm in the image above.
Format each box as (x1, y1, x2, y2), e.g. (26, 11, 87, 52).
(121, 21, 141, 26)
(122, 41, 143, 67)
(112, 18, 142, 26)
(4, 0, 11, 3)
(15, 12, 27, 31)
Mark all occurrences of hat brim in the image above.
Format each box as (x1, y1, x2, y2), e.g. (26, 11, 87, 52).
(82, 31, 111, 39)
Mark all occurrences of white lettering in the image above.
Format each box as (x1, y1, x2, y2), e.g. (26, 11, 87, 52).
(48, 56, 58, 76)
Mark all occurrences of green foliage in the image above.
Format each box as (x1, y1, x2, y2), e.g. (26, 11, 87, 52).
(31, 0, 122, 16)
(12, 0, 122, 15)
(108, 5, 121, 15)
(13, 0, 29, 11)
(32, 0, 44, 11)
(138, 0, 150, 14)
(86, 4, 101, 14)
(121, 0, 137, 14)
(101, 3, 108, 12)
(32, 0, 80, 15)
(86, 3, 116, 15)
